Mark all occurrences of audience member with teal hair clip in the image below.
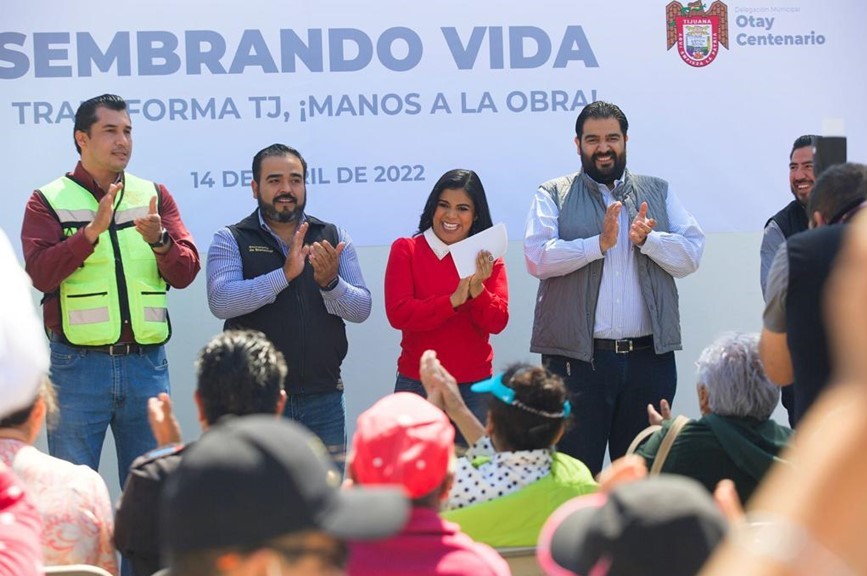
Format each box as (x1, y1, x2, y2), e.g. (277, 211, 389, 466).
(420, 350, 597, 548)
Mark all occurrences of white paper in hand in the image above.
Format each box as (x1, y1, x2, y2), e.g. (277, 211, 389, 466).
(449, 222, 508, 278)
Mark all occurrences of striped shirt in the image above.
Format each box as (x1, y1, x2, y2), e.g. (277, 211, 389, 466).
(206, 211, 371, 323)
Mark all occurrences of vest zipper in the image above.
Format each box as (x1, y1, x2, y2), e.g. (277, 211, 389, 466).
(296, 282, 306, 392)
(107, 186, 133, 337)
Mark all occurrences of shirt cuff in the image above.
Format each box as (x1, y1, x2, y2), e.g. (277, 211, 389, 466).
(583, 236, 604, 261)
(69, 228, 97, 260)
(267, 268, 290, 295)
(320, 278, 347, 300)
(639, 230, 659, 254)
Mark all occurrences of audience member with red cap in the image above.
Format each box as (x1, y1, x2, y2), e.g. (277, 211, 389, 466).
(537, 476, 727, 576)
(420, 350, 597, 547)
(347, 392, 511, 576)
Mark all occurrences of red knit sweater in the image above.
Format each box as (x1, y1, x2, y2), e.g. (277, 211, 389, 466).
(385, 234, 509, 382)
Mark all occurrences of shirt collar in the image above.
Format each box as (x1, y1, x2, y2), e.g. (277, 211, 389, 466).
(70, 162, 122, 196)
(257, 210, 307, 238)
(423, 227, 450, 260)
(583, 169, 626, 195)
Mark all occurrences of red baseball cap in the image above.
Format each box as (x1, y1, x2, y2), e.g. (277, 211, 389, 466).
(350, 393, 455, 499)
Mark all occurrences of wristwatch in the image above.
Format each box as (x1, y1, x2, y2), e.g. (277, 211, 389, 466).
(322, 276, 339, 291)
(149, 228, 170, 249)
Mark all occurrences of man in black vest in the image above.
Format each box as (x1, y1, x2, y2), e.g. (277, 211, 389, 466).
(759, 135, 815, 425)
(761, 163, 867, 427)
(760, 135, 817, 297)
(205, 144, 372, 471)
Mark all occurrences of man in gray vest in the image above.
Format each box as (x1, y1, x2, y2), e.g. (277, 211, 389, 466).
(524, 101, 705, 476)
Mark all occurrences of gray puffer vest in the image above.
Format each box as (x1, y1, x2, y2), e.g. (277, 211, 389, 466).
(530, 170, 682, 361)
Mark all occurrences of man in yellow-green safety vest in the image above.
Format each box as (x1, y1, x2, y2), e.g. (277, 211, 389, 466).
(21, 94, 200, 488)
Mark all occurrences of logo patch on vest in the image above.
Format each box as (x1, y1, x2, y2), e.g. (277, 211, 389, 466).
(248, 245, 275, 254)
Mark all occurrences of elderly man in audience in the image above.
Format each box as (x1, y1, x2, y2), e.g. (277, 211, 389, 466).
(0, 379, 116, 574)
(633, 332, 792, 504)
(420, 350, 597, 547)
(346, 392, 511, 575)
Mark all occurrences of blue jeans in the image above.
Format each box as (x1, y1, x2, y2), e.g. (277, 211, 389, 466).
(284, 391, 346, 474)
(544, 349, 677, 477)
(47, 341, 169, 487)
(394, 374, 491, 447)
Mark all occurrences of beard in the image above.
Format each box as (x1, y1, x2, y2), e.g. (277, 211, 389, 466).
(790, 182, 813, 206)
(581, 147, 627, 185)
(258, 194, 305, 224)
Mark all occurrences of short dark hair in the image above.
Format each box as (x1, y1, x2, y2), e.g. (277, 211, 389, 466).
(0, 401, 36, 429)
(807, 162, 867, 224)
(488, 363, 571, 451)
(73, 94, 127, 154)
(416, 169, 493, 236)
(252, 144, 307, 184)
(575, 101, 628, 140)
(790, 134, 816, 160)
(195, 330, 286, 425)
(0, 378, 58, 430)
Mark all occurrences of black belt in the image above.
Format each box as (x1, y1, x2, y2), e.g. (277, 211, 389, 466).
(90, 342, 147, 356)
(50, 333, 147, 356)
(594, 336, 654, 354)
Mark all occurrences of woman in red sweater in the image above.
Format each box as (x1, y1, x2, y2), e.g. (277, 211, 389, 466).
(385, 169, 509, 443)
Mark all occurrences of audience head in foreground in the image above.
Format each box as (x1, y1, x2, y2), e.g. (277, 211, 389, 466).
(0, 379, 117, 573)
(0, 228, 49, 419)
(636, 332, 791, 504)
(0, 228, 54, 576)
(475, 363, 572, 451)
(350, 392, 455, 503)
(115, 329, 290, 576)
(346, 392, 511, 575)
(160, 416, 409, 576)
(195, 328, 289, 426)
(696, 332, 780, 421)
(539, 475, 727, 576)
(419, 350, 597, 549)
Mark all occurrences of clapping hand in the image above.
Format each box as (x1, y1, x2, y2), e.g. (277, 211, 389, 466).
(629, 201, 657, 247)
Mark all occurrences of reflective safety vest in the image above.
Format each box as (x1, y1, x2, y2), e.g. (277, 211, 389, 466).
(39, 173, 170, 346)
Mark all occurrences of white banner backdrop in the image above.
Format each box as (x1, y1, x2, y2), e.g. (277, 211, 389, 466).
(3, 0, 865, 249)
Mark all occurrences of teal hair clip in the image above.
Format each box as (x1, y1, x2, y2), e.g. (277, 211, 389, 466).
(471, 373, 572, 418)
